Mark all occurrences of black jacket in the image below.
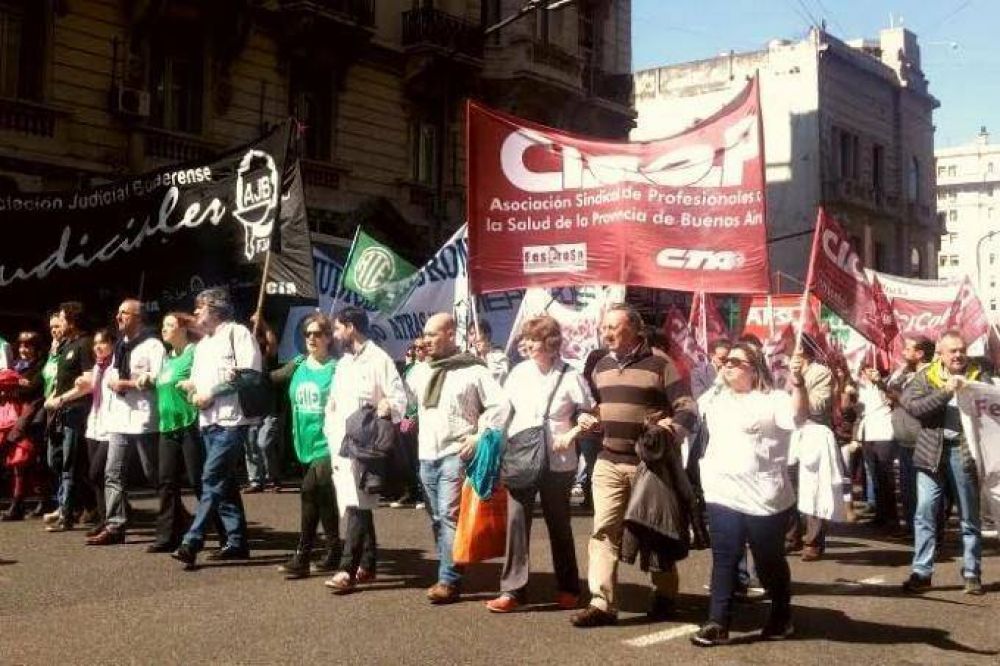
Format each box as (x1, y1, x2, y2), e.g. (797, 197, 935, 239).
(341, 405, 396, 494)
(620, 425, 695, 571)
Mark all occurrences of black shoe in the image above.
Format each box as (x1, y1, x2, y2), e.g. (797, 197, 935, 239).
(279, 551, 311, 579)
(646, 594, 676, 621)
(902, 572, 932, 593)
(28, 501, 46, 519)
(85, 523, 106, 539)
(1, 507, 25, 521)
(146, 541, 179, 554)
(206, 544, 251, 561)
(172, 543, 197, 570)
(760, 616, 794, 640)
(691, 622, 730, 647)
(312, 543, 342, 574)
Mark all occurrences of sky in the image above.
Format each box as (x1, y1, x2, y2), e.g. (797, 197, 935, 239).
(631, 0, 998, 148)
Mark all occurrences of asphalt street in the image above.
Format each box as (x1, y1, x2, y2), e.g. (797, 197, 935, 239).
(1, 492, 998, 665)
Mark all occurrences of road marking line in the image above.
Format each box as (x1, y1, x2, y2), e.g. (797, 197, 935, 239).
(623, 623, 700, 647)
(858, 576, 886, 585)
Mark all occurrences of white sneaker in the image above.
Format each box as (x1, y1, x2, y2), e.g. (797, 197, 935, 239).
(414, 502, 426, 510)
(42, 509, 61, 525)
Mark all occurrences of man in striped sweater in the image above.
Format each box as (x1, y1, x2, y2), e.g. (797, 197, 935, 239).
(571, 304, 698, 628)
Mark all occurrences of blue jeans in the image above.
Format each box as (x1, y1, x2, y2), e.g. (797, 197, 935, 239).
(419, 454, 465, 586)
(912, 444, 981, 579)
(898, 446, 917, 531)
(105, 432, 158, 531)
(184, 425, 248, 552)
(244, 414, 280, 485)
(706, 503, 792, 628)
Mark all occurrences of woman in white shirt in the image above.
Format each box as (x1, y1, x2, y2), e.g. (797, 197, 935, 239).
(857, 366, 898, 533)
(486, 315, 596, 614)
(691, 342, 808, 647)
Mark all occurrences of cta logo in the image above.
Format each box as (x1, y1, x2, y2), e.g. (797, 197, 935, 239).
(656, 248, 746, 270)
(233, 149, 279, 261)
(352, 246, 397, 294)
(522, 243, 587, 274)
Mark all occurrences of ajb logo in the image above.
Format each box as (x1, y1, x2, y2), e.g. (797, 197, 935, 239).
(353, 246, 396, 294)
(233, 149, 279, 261)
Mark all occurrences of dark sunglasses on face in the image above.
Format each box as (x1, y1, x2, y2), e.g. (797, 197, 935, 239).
(723, 357, 752, 369)
(304, 330, 326, 338)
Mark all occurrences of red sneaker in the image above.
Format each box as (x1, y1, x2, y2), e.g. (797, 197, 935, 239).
(555, 592, 580, 610)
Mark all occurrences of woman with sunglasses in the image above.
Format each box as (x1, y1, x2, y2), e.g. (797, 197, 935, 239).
(691, 342, 809, 647)
(272, 313, 340, 579)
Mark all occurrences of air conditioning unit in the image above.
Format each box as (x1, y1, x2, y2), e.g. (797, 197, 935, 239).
(110, 84, 151, 118)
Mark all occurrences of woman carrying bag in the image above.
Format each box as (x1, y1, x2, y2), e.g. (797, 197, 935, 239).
(487, 315, 596, 613)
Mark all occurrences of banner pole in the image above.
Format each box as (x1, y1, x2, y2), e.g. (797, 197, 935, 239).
(767, 294, 775, 337)
(137, 271, 145, 303)
(332, 226, 362, 317)
(796, 209, 823, 353)
(699, 292, 708, 353)
(252, 249, 272, 337)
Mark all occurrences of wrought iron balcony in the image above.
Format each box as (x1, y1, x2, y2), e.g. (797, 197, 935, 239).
(279, 0, 375, 27)
(0, 97, 65, 138)
(142, 126, 218, 164)
(402, 8, 483, 59)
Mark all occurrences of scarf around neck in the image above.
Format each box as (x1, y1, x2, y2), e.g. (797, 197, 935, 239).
(926, 358, 981, 390)
(423, 352, 485, 408)
(114, 329, 154, 380)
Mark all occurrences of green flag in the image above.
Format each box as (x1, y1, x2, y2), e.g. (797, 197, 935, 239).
(342, 228, 418, 312)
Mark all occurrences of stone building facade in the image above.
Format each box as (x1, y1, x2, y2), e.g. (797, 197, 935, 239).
(0, 0, 632, 257)
(633, 27, 939, 290)
(935, 128, 1000, 320)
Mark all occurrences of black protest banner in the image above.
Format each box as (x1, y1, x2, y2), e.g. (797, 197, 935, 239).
(0, 123, 304, 328)
(267, 160, 316, 301)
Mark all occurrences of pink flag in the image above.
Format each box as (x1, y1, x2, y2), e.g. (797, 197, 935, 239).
(688, 292, 729, 354)
(944, 276, 989, 343)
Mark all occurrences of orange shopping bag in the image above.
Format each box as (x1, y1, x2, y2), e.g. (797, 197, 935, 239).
(452, 481, 508, 564)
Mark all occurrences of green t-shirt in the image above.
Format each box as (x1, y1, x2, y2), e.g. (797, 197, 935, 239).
(289, 356, 336, 464)
(156, 345, 198, 433)
(42, 351, 60, 398)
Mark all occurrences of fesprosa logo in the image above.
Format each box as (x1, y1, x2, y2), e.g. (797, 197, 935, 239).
(233, 149, 279, 261)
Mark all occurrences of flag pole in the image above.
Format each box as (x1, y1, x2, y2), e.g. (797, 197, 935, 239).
(699, 292, 708, 353)
(796, 209, 823, 353)
(767, 294, 775, 337)
(252, 249, 272, 337)
(332, 226, 362, 317)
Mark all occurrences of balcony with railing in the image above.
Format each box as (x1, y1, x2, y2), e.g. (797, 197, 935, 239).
(402, 8, 483, 60)
(0, 97, 68, 140)
(141, 126, 219, 164)
(278, 0, 375, 27)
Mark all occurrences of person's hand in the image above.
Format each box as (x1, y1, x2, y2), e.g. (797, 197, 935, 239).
(553, 426, 580, 452)
(789, 353, 805, 384)
(656, 416, 674, 431)
(177, 380, 194, 393)
(577, 413, 598, 431)
(18, 377, 30, 388)
(108, 379, 128, 395)
(44, 396, 61, 411)
(192, 393, 214, 409)
(458, 434, 478, 460)
(865, 368, 881, 383)
(945, 375, 965, 393)
(376, 398, 392, 419)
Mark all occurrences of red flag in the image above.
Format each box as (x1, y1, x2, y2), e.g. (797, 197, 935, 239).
(763, 323, 795, 389)
(664, 306, 707, 385)
(688, 292, 728, 354)
(804, 208, 899, 350)
(944, 276, 989, 343)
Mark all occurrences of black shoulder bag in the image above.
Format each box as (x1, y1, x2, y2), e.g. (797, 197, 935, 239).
(502, 363, 567, 491)
(228, 326, 272, 419)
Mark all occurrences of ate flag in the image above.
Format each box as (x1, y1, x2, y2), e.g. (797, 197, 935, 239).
(804, 208, 898, 350)
(663, 306, 707, 385)
(341, 229, 419, 313)
(467, 78, 770, 294)
(688, 292, 729, 353)
(763, 323, 796, 389)
(944, 276, 989, 344)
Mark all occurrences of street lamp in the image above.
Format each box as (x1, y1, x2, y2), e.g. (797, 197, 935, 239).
(975, 228, 1000, 301)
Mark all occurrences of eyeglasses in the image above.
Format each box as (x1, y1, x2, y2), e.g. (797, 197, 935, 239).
(723, 357, 752, 369)
(304, 330, 326, 338)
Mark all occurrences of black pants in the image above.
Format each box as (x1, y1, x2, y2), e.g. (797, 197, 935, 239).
(86, 439, 109, 523)
(339, 508, 376, 573)
(156, 426, 208, 547)
(500, 469, 579, 599)
(300, 456, 339, 552)
(863, 440, 899, 528)
(707, 503, 792, 629)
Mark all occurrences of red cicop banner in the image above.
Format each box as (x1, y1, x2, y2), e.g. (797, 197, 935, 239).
(467, 78, 770, 294)
(805, 209, 898, 350)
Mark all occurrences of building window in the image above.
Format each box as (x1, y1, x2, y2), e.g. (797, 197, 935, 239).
(949, 209, 958, 222)
(948, 165, 957, 177)
(907, 156, 920, 203)
(837, 129, 859, 180)
(950, 255, 960, 267)
(411, 121, 440, 186)
(991, 299, 997, 312)
(991, 253, 997, 266)
(872, 144, 884, 192)
(989, 162, 995, 175)
(0, 1, 43, 100)
(290, 61, 333, 161)
(149, 29, 204, 134)
(939, 254, 948, 268)
(948, 232, 958, 244)
(937, 165, 946, 178)
(948, 191, 957, 202)
(991, 276, 997, 289)
(910, 247, 922, 276)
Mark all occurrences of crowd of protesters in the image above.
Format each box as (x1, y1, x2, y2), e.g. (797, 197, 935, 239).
(0, 290, 996, 647)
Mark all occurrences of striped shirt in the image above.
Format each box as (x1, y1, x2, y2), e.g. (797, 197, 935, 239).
(591, 345, 697, 463)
